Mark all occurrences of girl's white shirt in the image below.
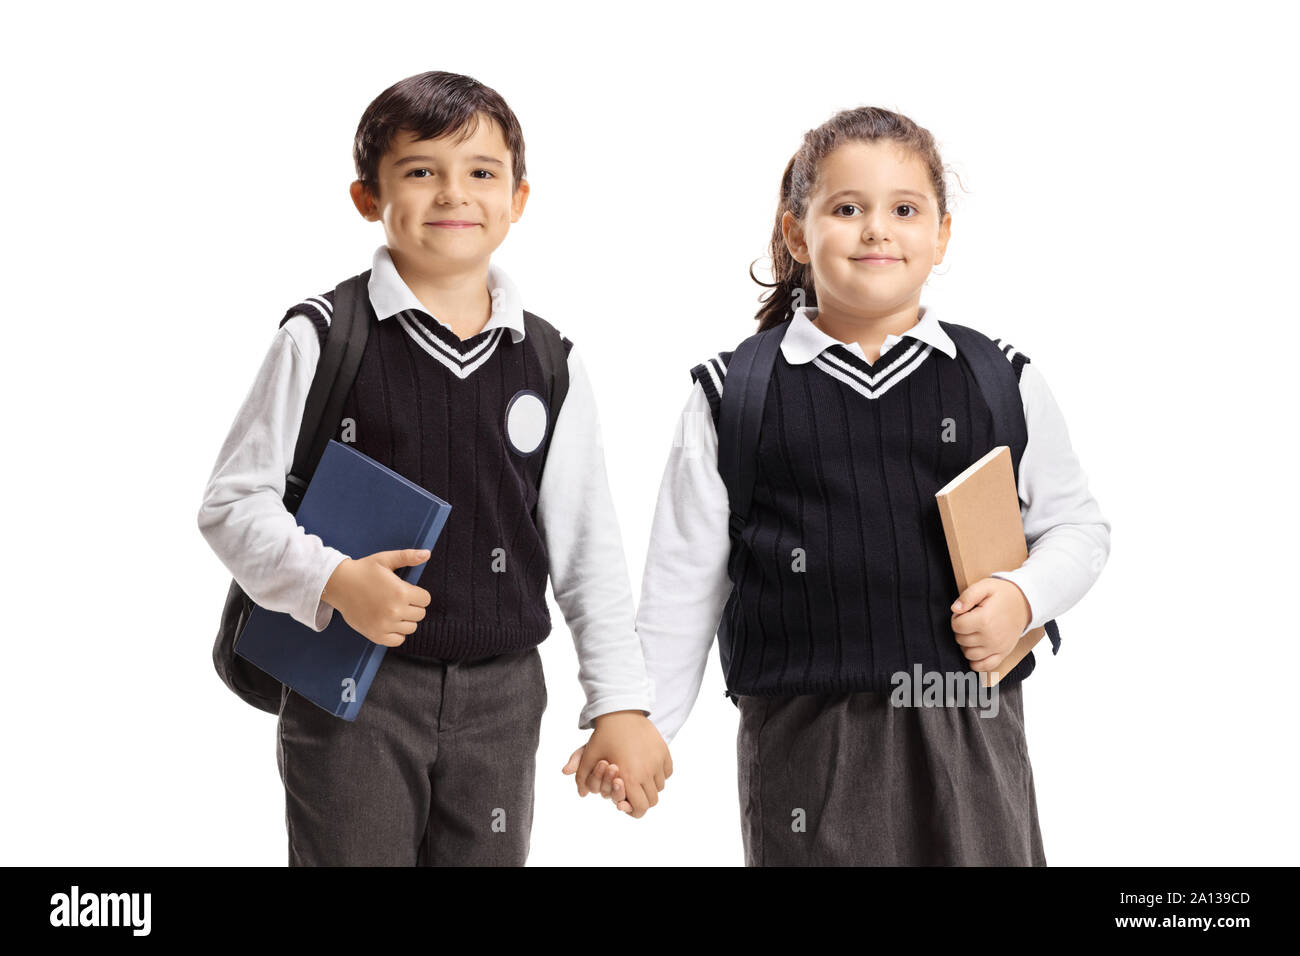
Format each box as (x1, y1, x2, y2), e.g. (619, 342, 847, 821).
(636, 306, 1112, 745)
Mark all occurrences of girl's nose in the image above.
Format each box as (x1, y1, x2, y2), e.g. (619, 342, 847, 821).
(859, 215, 891, 241)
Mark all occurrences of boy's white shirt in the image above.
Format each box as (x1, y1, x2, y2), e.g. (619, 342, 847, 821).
(198, 245, 655, 730)
(636, 305, 1113, 745)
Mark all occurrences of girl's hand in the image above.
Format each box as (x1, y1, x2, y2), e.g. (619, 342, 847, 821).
(950, 577, 1033, 674)
(561, 744, 633, 814)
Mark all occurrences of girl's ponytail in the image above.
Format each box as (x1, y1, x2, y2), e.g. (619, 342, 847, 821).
(751, 155, 813, 333)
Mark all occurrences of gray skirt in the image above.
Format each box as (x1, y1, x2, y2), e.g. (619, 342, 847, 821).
(737, 680, 1046, 866)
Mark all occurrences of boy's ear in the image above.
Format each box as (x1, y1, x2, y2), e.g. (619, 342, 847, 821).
(350, 180, 380, 222)
(510, 178, 530, 223)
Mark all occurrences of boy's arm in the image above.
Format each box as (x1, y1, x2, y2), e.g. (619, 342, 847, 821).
(633, 382, 733, 745)
(196, 316, 349, 631)
(989, 361, 1112, 636)
(534, 346, 655, 730)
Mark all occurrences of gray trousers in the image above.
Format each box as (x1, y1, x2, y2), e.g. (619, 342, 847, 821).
(737, 681, 1046, 866)
(276, 645, 547, 866)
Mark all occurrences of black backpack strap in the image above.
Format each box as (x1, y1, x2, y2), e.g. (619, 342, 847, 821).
(939, 320, 1060, 655)
(283, 270, 372, 514)
(717, 322, 789, 581)
(522, 310, 571, 481)
(1043, 614, 1061, 653)
(939, 321, 1028, 486)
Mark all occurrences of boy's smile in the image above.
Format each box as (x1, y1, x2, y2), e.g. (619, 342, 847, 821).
(349, 117, 529, 335)
(351, 116, 527, 252)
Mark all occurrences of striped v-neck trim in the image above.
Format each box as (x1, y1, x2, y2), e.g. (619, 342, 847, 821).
(812, 338, 934, 399)
(396, 309, 505, 379)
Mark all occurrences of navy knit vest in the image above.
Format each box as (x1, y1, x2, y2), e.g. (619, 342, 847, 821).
(282, 288, 572, 662)
(692, 327, 1037, 697)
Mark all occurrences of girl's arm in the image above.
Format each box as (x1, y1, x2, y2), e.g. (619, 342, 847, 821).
(535, 346, 656, 731)
(989, 360, 1112, 636)
(634, 382, 734, 745)
(197, 317, 351, 632)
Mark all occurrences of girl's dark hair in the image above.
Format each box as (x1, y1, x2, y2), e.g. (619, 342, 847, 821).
(752, 107, 949, 332)
(353, 71, 526, 198)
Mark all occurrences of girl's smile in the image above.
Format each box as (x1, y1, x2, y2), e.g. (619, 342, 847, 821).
(781, 139, 951, 354)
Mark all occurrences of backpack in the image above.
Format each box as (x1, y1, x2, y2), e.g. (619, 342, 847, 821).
(714, 318, 1060, 701)
(211, 269, 571, 714)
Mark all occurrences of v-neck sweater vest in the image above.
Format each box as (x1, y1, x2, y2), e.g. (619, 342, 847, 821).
(691, 329, 1037, 697)
(283, 289, 572, 662)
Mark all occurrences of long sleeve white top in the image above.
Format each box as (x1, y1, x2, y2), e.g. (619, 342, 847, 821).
(198, 245, 655, 729)
(635, 305, 1112, 744)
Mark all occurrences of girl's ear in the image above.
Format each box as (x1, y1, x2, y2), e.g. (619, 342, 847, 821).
(934, 211, 952, 265)
(782, 210, 810, 264)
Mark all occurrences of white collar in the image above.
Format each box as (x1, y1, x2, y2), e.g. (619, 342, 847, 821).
(780, 304, 957, 364)
(366, 244, 526, 343)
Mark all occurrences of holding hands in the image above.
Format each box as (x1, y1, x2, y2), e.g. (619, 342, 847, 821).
(562, 710, 672, 818)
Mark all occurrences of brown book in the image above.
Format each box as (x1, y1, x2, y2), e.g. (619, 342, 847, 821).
(935, 445, 1041, 688)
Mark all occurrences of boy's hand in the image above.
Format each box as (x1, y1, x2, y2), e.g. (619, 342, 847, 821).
(950, 577, 1032, 675)
(322, 549, 432, 646)
(561, 711, 672, 819)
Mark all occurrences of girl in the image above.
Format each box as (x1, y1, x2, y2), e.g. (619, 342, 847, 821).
(631, 107, 1111, 865)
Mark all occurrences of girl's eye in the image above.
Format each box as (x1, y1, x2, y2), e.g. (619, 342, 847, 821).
(408, 168, 431, 178)
(834, 202, 920, 217)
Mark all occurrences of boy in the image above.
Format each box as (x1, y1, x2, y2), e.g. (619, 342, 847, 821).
(197, 71, 669, 865)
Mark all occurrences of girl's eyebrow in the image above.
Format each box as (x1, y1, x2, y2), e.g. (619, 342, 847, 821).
(826, 188, 928, 202)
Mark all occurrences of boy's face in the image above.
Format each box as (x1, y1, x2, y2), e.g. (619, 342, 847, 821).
(783, 139, 951, 318)
(350, 117, 528, 271)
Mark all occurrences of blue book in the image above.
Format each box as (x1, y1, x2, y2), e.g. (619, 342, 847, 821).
(235, 439, 451, 721)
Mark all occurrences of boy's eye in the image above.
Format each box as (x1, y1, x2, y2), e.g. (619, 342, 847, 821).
(406, 168, 495, 179)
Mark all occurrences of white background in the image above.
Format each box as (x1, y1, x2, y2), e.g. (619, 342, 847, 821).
(2, 0, 1295, 867)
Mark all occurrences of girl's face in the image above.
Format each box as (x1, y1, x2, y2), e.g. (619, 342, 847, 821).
(783, 140, 951, 319)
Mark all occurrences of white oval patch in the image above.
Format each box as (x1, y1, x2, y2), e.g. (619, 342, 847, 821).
(505, 390, 548, 456)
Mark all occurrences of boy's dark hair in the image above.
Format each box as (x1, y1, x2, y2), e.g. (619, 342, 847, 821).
(353, 71, 526, 199)
(752, 107, 953, 332)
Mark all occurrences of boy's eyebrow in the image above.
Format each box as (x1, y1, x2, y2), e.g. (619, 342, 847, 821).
(825, 188, 928, 202)
(393, 154, 506, 167)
